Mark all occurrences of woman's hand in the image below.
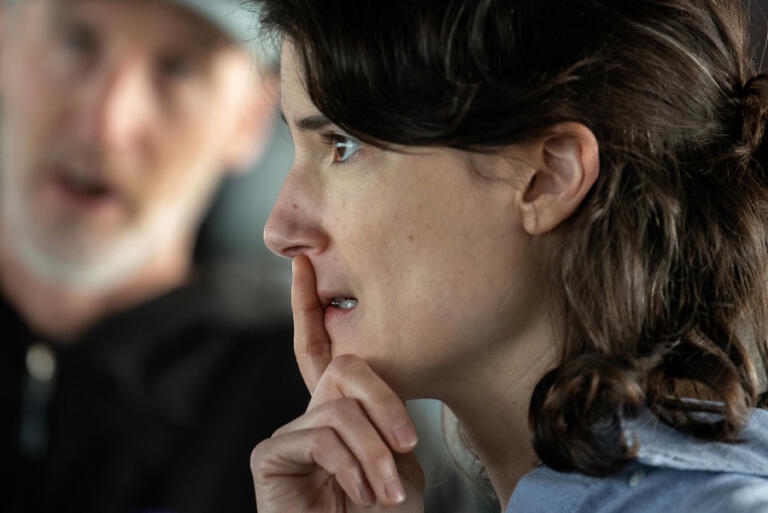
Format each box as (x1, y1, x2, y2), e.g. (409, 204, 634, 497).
(251, 255, 425, 512)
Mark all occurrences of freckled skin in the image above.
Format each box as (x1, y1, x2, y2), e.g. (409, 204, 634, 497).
(265, 45, 549, 399)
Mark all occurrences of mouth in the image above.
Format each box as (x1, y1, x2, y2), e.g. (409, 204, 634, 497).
(328, 297, 359, 310)
(48, 166, 121, 209)
(319, 291, 359, 324)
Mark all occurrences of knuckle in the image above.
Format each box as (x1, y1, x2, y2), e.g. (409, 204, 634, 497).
(249, 440, 269, 471)
(338, 448, 360, 472)
(271, 424, 288, 438)
(340, 464, 365, 489)
(329, 396, 363, 417)
(370, 450, 396, 475)
(328, 354, 365, 377)
(308, 426, 338, 453)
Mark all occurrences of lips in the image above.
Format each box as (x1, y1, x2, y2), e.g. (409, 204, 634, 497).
(45, 164, 124, 211)
(56, 170, 112, 197)
(318, 290, 359, 327)
(318, 290, 358, 308)
(329, 297, 358, 309)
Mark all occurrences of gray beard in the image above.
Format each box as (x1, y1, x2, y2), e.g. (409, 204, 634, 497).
(0, 119, 212, 294)
(2, 198, 155, 293)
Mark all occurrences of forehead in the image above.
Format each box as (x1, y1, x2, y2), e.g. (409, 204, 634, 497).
(279, 42, 320, 120)
(33, 0, 230, 50)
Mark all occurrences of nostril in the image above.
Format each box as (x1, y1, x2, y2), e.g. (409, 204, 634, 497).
(282, 246, 314, 259)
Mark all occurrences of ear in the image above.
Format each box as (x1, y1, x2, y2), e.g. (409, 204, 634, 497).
(220, 73, 280, 173)
(519, 122, 599, 235)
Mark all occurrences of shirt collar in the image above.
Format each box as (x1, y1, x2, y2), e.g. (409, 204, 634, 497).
(506, 405, 768, 513)
(627, 405, 768, 476)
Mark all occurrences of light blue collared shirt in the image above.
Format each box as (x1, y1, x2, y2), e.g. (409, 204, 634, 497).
(507, 407, 768, 513)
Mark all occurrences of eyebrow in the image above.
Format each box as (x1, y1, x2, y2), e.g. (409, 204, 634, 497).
(280, 112, 333, 132)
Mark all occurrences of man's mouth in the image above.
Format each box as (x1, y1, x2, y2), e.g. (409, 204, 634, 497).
(56, 168, 113, 199)
(46, 165, 124, 212)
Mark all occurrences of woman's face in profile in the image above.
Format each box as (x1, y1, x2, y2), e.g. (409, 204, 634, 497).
(265, 43, 552, 397)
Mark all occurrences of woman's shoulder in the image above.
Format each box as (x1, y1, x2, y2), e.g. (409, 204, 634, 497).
(628, 406, 768, 476)
(507, 408, 768, 513)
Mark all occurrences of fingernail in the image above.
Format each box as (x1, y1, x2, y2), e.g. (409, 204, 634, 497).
(359, 480, 376, 506)
(393, 420, 417, 449)
(385, 478, 406, 504)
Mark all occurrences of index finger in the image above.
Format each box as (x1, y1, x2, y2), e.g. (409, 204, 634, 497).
(291, 255, 332, 394)
(308, 355, 419, 454)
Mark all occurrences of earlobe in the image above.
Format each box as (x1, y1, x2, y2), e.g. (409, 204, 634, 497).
(520, 122, 599, 235)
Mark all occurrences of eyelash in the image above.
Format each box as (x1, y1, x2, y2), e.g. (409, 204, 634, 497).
(321, 132, 362, 165)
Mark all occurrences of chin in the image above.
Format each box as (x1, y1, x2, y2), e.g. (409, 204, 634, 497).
(7, 216, 152, 292)
(353, 351, 422, 400)
(15, 237, 147, 292)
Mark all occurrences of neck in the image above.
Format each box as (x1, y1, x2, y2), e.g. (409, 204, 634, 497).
(0, 236, 193, 343)
(439, 325, 558, 508)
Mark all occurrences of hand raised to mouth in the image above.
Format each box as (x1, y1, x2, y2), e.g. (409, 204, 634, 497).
(251, 255, 425, 512)
(291, 255, 333, 393)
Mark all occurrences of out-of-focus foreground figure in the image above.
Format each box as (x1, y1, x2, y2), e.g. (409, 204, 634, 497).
(0, 1, 308, 512)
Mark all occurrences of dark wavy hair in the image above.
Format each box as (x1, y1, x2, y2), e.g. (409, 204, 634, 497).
(256, 0, 768, 477)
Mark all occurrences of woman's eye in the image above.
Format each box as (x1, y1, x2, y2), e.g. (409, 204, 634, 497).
(328, 134, 362, 164)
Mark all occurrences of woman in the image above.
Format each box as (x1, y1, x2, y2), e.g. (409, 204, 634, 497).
(250, 1, 768, 511)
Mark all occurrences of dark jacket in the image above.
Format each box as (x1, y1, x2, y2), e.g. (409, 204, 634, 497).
(1, 262, 309, 513)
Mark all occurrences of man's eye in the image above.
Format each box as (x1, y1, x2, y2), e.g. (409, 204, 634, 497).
(325, 134, 362, 164)
(64, 24, 98, 56)
(158, 55, 194, 79)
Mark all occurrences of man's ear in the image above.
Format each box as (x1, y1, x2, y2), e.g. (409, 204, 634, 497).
(221, 73, 279, 173)
(518, 122, 599, 235)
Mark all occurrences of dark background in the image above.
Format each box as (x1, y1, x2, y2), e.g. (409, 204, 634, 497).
(750, 0, 768, 70)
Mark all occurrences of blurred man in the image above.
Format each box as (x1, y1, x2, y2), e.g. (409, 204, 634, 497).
(0, 1, 308, 512)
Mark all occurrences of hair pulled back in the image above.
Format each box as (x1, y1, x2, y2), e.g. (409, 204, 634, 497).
(258, 0, 768, 476)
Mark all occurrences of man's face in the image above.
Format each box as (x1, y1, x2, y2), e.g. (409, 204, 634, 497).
(0, 0, 263, 290)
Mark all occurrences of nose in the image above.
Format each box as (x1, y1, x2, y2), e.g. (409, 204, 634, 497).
(264, 166, 327, 259)
(76, 61, 154, 151)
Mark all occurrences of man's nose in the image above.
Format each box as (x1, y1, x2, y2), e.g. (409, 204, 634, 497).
(264, 168, 327, 259)
(76, 63, 154, 150)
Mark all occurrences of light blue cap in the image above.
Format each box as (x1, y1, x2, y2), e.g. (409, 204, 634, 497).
(168, 0, 277, 67)
(2, 0, 277, 67)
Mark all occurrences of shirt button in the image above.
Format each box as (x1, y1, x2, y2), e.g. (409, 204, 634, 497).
(26, 343, 57, 383)
(628, 469, 647, 488)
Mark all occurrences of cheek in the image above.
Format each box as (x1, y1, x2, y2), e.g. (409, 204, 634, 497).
(136, 157, 218, 223)
(363, 200, 534, 354)
(5, 66, 59, 151)
(1, 90, 57, 199)
(141, 116, 222, 194)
